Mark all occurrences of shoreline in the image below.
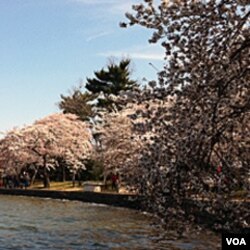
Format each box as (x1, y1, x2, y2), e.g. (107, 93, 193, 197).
(0, 188, 141, 210)
(1, 188, 249, 233)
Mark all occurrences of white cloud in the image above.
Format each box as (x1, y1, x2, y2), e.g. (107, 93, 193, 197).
(98, 51, 163, 61)
(86, 31, 113, 42)
(98, 45, 164, 61)
(69, 0, 137, 15)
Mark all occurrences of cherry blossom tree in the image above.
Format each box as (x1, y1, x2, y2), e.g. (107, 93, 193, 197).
(95, 105, 143, 186)
(0, 129, 39, 177)
(95, 93, 174, 191)
(119, 0, 250, 231)
(0, 113, 93, 187)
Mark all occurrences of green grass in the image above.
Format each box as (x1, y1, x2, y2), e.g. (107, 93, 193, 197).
(30, 181, 82, 191)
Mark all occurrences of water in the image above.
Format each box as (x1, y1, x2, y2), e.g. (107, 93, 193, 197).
(0, 195, 219, 250)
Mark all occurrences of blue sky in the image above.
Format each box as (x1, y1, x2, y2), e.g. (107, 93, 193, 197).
(0, 0, 164, 133)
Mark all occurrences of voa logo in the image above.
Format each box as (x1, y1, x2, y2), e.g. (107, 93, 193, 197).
(226, 238, 247, 246)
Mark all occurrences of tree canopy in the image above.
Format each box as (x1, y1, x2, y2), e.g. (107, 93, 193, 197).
(0, 113, 93, 187)
(118, 0, 250, 232)
(59, 59, 138, 119)
(59, 88, 94, 121)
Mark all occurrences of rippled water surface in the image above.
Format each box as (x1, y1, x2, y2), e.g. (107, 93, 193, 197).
(0, 195, 219, 249)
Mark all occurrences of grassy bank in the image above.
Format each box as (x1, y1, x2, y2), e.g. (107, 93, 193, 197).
(30, 181, 83, 191)
(29, 181, 125, 194)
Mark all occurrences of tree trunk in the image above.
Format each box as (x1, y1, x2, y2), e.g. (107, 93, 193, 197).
(43, 167, 50, 188)
(42, 155, 50, 188)
(30, 167, 38, 186)
(62, 165, 66, 182)
(72, 172, 76, 187)
(77, 171, 81, 187)
(104, 172, 108, 190)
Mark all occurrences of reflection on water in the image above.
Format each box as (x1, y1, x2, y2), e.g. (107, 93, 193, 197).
(0, 195, 219, 250)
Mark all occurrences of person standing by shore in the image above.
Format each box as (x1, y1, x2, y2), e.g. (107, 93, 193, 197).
(111, 172, 119, 192)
